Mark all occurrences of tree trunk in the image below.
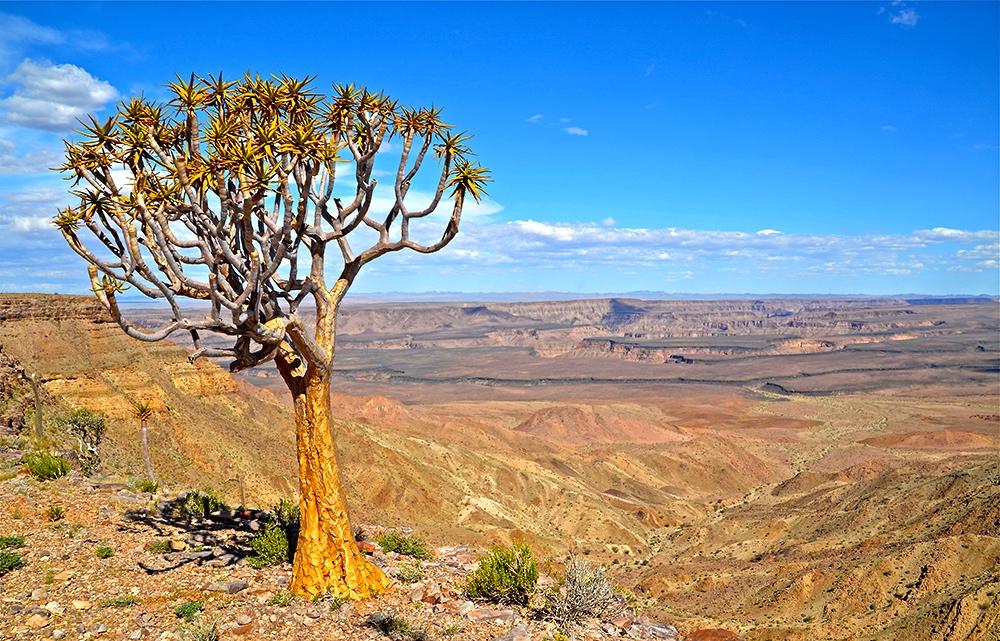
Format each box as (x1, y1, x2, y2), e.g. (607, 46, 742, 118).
(282, 364, 390, 599)
(141, 419, 154, 481)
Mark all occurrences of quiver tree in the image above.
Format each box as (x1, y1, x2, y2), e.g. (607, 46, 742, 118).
(53, 72, 490, 599)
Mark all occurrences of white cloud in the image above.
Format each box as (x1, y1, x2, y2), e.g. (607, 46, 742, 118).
(564, 127, 588, 137)
(1, 58, 118, 131)
(0, 139, 61, 174)
(0, 13, 113, 63)
(881, 125, 898, 132)
(527, 114, 543, 123)
(441, 220, 1000, 280)
(890, 7, 919, 27)
(644, 64, 655, 77)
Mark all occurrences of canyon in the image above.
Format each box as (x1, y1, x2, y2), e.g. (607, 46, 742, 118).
(0, 293, 997, 640)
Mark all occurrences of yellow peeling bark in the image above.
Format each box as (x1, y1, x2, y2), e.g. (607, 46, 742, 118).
(285, 366, 390, 599)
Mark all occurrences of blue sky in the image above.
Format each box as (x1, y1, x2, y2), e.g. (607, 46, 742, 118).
(0, 2, 997, 297)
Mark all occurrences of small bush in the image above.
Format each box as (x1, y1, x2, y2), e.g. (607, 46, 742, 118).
(273, 498, 300, 526)
(465, 543, 538, 606)
(396, 559, 424, 584)
(0, 535, 25, 548)
(95, 545, 114, 559)
(182, 616, 220, 641)
(376, 531, 433, 560)
(247, 522, 291, 568)
(43, 569, 55, 584)
(45, 505, 65, 522)
(25, 451, 69, 480)
(543, 558, 619, 629)
(267, 590, 295, 607)
(99, 595, 138, 608)
(145, 540, 171, 554)
(366, 612, 428, 640)
(0, 550, 26, 575)
(174, 599, 205, 621)
(135, 479, 160, 494)
(177, 489, 225, 519)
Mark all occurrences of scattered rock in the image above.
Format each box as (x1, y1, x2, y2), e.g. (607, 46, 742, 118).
(169, 539, 186, 552)
(494, 624, 532, 641)
(25, 613, 50, 629)
(206, 579, 248, 594)
(236, 614, 252, 626)
(468, 608, 517, 624)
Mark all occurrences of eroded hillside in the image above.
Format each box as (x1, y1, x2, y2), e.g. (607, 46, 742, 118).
(2, 294, 997, 640)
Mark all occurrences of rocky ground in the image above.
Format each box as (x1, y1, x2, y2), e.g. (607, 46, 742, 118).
(0, 473, 717, 641)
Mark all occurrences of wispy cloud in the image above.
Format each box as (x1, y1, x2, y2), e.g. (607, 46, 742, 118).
(439, 221, 1000, 278)
(564, 127, 588, 137)
(644, 64, 655, 77)
(881, 125, 898, 132)
(890, 7, 919, 27)
(882, 2, 919, 27)
(526, 114, 543, 123)
(972, 143, 999, 151)
(0, 136, 61, 174)
(0, 13, 115, 64)
(1, 58, 118, 131)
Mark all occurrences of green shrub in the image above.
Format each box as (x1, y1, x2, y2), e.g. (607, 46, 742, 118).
(465, 543, 538, 606)
(0, 549, 26, 575)
(376, 531, 433, 560)
(543, 558, 619, 629)
(396, 559, 424, 584)
(267, 590, 295, 607)
(145, 540, 171, 554)
(247, 522, 291, 568)
(45, 505, 64, 522)
(174, 599, 204, 621)
(135, 479, 160, 493)
(99, 595, 138, 608)
(25, 451, 69, 480)
(95, 545, 114, 559)
(0, 535, 25, 548)
(273, 498, 300, 526)
(178, 489, 225, 519)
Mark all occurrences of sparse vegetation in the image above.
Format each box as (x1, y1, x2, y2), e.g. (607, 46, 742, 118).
(543, 557, 619, 629)
(376, 531, 433, 560)
(55, 408, 106, 476)
(182, 616, 220, 641)
(99, 594, 139, 608)
(145, 540, 171, 554)
(25, 451, 69, 480)
(366, 612, 428, 640)
(95, 545, 114, 559)
(0, 534, 25, 548)
(273, 497, 300, 526)
(0, 549, 26, 575)
(45, 505, 64, 521)
(174, 599, 205, 621)
(465, 543, 538, 606)
(135, 478, 160, 493)
(247, 521, 291, 568)
(178, 489, 225, 519)
(396, 559, 425, 584)
(267, 590, 295, 607)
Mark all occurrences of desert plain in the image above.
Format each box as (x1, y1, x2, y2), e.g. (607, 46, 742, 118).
(0, 294, 997, 640)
